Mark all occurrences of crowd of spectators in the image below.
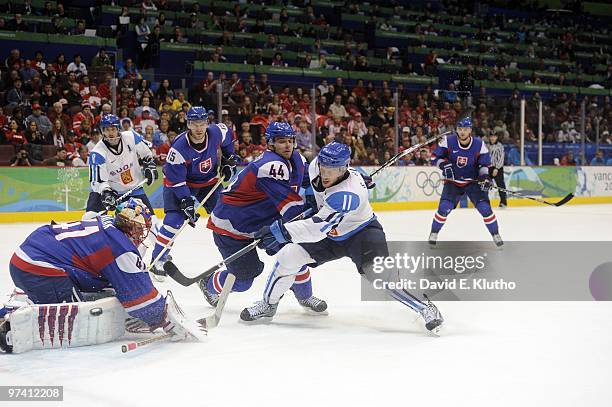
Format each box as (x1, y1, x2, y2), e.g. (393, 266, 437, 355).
(1, 45, 610, 168)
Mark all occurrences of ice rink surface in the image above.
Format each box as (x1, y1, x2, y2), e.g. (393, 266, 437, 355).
(1, 205, 612, 407)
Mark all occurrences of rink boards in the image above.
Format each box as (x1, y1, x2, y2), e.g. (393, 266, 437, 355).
(0, 165, 611, 223)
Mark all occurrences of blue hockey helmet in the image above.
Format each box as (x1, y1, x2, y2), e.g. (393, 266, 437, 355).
(114, 198, 152, 246)
(99, 114, 120, 129)
(456, 116, 473, 129)
(265, 121, 296, 144)
(187, 106, 209, 122)
(318, 142, 351, 168)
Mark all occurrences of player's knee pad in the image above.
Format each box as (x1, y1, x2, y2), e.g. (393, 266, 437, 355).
(475, 201, 493, 217)
(162, 211, 185, 230)
(276, 244, 314, 276)
(4, 297, 126, 353)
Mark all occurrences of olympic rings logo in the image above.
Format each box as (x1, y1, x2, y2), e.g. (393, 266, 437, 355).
(416, 171, 443, 196)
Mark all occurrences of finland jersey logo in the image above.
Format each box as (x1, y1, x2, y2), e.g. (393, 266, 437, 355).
(456, 156, 468, 168)
(199, 158, 213, 174)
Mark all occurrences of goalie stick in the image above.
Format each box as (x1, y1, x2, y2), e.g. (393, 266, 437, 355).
(121, 332, 175, 353)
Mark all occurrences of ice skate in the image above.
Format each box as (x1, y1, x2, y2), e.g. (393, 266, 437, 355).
(428, 232, 438, 247)
(493, 233, 504, 247)
(419, 295, 444, 336)
(298, 295, 328, 315)
(240, 300, 278, 322)
(198, 272, 219, 307)
(150, 255, 172, 282)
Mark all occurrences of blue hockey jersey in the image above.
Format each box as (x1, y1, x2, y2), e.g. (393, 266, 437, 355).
(207, 149, 308, 239)
(163, 123, 235, 200)
(10, 217, 165, 327)
(430, 134, 491, 186)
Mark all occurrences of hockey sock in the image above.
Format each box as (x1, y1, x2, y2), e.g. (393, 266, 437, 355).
(207, 270, 254, 294)
(475, 201, 499, 235)
(290, 266, 313, 300)
(151, 212, 183, 262)
(431, 201, 452, 233)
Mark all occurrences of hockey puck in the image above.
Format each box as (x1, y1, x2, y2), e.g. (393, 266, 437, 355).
(90, 307, 103, 316)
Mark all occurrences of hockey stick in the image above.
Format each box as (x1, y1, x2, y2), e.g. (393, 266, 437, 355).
(163, 208, 314, 287)
(121, 332, 174, 353)
(451, 178, 575, 207)
(147, 178, 224, 271)
(369, 131, 450, 177)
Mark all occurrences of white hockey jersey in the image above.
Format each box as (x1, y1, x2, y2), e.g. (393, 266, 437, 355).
(285, 157, 376, 243)
(88, 130, 153, 194)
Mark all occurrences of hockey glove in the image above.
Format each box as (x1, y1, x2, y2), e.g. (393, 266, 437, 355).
(101, 189, 119, 211)
(180, 197, 200, 227)
(161, 291, 206, 341)
(255, 220, 292, 253)
(304, 187, 318, 216)
(438, 160, 454, 181)
(220, 155, 238, 182)
(143, 157, 158, 186)
(360, 173, 376, 189)
(478, 174, 493, 192)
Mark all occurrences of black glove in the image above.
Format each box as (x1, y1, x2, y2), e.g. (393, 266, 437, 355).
(180, 197, 200, 227)
(438, 160, 454, 181)
(254, 220, 291, 253)
(143, 157, 158, 186)
(220, 155, 237, 182)
(478, 174, 493, 192)
(101, 189, 119, 211)
(360, 173, 376, 189)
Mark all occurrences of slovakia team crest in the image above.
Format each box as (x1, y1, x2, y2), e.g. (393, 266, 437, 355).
(456, 156, 468, 168)
(120, 169, 134, 184)
(199, 158, 213, 174)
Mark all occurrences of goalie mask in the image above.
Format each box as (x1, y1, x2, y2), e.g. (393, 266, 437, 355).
(114, 198, 152, 247)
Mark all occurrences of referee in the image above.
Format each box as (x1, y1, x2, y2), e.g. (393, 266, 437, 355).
(487, 131, 507, 207)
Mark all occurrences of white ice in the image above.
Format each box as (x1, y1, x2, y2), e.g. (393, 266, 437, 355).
(1, 205, 612, 407)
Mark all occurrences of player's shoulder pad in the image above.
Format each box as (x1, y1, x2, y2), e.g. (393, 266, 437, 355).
(438, 135, 450, 148)
(326, 191, 360, 213)
(214, 123, 232, 141)
(115, 251, 146, 274)
(166, 145, 186, 165)
(89, 151, 106, 165)
(256, 157, 290, 181)
(478, 138, 489, 153)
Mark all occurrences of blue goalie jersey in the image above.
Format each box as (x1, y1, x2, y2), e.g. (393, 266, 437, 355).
(10, 217, 165, 326)
(430, 134, 491, 186)
(207, 150, 308, 239)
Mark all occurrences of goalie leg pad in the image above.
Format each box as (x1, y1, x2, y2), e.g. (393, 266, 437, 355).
(5, 297, 127, 353)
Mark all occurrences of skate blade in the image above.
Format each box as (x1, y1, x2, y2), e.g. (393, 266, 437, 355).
(238, 316, 275, 325)
(300, 306, 329, 316)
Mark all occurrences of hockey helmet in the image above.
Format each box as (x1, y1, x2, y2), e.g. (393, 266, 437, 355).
(187, 106, 209, 122)
(115, 198, 152, 247)
(456, 116, 473, 129)
(265, 121, 296, 144)
(100, 114, 121, 129)
(318, 142, 350, 185)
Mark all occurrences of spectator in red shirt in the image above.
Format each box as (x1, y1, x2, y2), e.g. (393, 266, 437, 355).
(155, 130, 177, 164)
(72, 103, 95, 132)
(5, 119, 27, 145)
